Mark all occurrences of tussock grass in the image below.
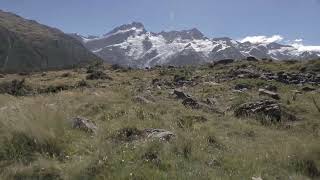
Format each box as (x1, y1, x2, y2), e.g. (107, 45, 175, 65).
(0, 61, 319, 179)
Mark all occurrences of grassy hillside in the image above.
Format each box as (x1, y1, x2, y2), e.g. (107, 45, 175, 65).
(0, 60, 319, 179)
(0, 10, 100, 73)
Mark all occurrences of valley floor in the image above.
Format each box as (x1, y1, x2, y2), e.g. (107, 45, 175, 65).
(0, 60, 319, 180)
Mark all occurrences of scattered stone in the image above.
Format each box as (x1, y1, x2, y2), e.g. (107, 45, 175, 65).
(183, 97, 223, 114)
(71, 117, 97, 134)
(173, 89, 190, 100)
(226, 67, 320, 85)
(214, 59, 235, 65)
(114, 128, 175, 142)
(230, 68, 261, 79)
(182, 97, 199, 109)
(259, 88, 280, 100)
(234, 100, 282, 122)
(0, 74, 5, 78)
(246, 56, 259, 62)
(173, 74, 190, 86)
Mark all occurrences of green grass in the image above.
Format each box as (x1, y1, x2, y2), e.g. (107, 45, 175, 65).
(0, 61, 319, 179)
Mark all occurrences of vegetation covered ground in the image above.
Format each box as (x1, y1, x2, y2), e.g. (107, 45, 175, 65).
(0, 60, 319, 180)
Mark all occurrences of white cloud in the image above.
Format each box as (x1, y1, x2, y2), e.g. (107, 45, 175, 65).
(291, 43, 320, 52)
(239, 35, 320, 53)
(240, 35, 284, 44)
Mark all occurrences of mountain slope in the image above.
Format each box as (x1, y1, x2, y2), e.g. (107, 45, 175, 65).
(0, 10, 100, 73)
(74, 22, 320, 67)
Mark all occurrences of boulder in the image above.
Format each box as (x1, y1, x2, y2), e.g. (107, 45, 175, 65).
(173, 89, 190, 100)
(144, 128, 175, 141)
(259, 88, 280, 100)
(71, 117, 97, 134)
(234, 100, 281, 122)
(230, 68, 261, 79)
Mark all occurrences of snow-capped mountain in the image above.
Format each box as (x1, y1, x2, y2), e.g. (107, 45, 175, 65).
(72, 22, 320, 67)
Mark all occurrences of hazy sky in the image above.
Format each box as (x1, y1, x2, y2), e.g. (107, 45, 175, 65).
(1, 0, 320, 46)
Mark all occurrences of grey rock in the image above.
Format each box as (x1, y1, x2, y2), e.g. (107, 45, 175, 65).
(259, 88, 280, 100)
(71, 117, 97, 134)
(144, 128, 175, 141)
(173, 89, 190, 100)
(234, 100, 282, 122)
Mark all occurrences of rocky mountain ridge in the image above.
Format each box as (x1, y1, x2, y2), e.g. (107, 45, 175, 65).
(72, 22, 320, 67)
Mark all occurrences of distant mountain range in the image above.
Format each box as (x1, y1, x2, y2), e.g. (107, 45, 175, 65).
(72, 22, 320, 67)
(0, 10, 99, 73)
(0, 9, 318, 73)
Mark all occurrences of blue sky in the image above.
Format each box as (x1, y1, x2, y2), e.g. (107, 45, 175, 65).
(1, 0, 320, 46)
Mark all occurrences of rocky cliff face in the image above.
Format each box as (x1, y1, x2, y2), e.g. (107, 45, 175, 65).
(0, 10, 100, 73)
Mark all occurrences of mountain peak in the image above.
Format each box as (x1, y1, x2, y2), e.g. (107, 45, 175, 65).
(158, 28, 205, 41)
(104, 22, 146, 36)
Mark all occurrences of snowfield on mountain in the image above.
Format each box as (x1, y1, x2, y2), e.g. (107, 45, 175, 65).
(71, 22, 320, 67)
